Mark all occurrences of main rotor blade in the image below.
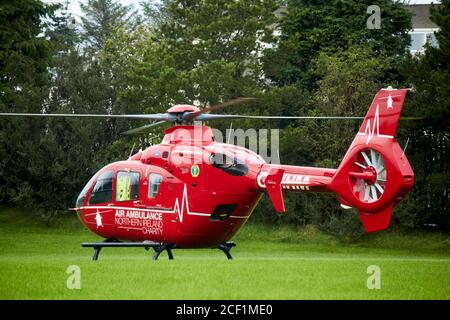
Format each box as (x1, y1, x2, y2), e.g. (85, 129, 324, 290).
(121, 121, 167, 136)
(195, 114, 365, 121)
(194, 114, 423, 121)
(184, 97, 257, 122)
(0, 112, 171, 121)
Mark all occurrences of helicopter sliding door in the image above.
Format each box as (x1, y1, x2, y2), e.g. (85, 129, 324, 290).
(146, 169, 177, 242)
(112, 168, 159, 239)
(115, 171, 141, 205)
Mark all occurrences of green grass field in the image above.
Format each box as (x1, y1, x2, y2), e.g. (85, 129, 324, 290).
(0, 207, 448, 300)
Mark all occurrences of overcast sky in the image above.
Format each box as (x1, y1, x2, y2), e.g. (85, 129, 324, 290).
(42, 0, 145, 18)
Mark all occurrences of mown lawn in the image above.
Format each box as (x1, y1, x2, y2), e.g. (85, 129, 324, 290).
(0, 208, 448, 299)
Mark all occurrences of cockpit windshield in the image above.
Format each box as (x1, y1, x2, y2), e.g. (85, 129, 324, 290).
(75, 175, 96, 208)
(75, 170, 115, 207)
(89, 170, 114, 204)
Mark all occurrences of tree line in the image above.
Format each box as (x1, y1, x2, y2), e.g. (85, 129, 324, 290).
(0, 0, 448, 237)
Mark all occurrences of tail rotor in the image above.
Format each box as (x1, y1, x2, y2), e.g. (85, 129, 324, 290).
(350, 148, 387, 203)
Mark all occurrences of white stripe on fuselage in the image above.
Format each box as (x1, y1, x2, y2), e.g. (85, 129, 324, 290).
(80, 184, 249, 221)
(257, 172, 311, 189)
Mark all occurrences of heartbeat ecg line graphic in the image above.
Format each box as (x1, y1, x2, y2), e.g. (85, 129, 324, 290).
(172, 184, 210, 222)
(357, 104, 394, 144)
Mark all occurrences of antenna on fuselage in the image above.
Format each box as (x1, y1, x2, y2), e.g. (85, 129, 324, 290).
(128, 142, 136, 159)
(227, 122, 233, 145)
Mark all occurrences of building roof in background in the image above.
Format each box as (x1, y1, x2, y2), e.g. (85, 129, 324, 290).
(409, 0, 441, 5)
(405, 0, 441, 4)
(405, 2, 441, 29)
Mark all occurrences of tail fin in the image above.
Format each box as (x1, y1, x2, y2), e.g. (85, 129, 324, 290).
(329, 88, 414, 232)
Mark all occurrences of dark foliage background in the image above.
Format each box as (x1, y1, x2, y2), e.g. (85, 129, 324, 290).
(0, 0, 448, 235)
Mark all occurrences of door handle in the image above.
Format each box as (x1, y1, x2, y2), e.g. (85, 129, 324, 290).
(133, 200, 145, 207)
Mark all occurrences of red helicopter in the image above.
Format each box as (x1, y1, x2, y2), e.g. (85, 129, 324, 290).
(0, 87, 414, 260)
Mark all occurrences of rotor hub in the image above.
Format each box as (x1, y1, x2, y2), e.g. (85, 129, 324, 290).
(166, 104, 200, 114)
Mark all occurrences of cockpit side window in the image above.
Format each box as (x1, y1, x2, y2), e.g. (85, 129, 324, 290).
(209, 153, 248, 176)
(116, 171, 140, 201)
(88, 170, 114, 205)
(149, 173, 163, 199)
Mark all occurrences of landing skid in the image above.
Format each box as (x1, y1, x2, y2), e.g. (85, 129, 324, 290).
(82, 240, 236, 260)
(216, 241, 236, 260)
(148, 244, 174, 260)
(82, 239, 174, 261)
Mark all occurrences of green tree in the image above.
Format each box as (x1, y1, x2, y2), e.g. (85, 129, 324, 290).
(115, 0, 277, 106)
(99, 0, 280, 144)
(399, 1, 450, 231)
(140, 0, 171, 26)
(80, 0, 139, 51)
(0, 0, 57, 209)
(264, 0, 412, 90)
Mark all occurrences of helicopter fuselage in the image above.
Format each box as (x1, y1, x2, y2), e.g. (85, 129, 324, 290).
(76, 125, 267, 248)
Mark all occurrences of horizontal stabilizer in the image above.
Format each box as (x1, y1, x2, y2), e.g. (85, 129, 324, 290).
(265, 168, 285, 213)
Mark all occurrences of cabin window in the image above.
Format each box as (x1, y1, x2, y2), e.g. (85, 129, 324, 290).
(88, 170, 114, 204)
(209, 153, 249, 176)
(149, 173, 163, 199)
(116, 171, 140, 201)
